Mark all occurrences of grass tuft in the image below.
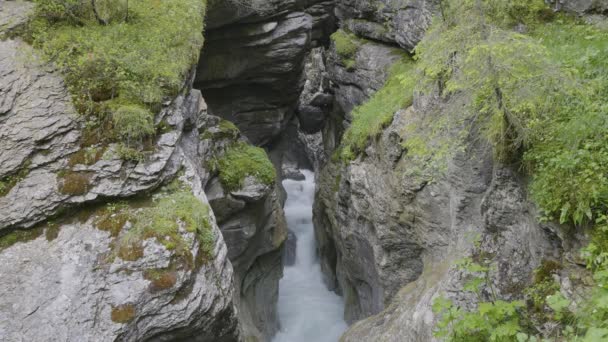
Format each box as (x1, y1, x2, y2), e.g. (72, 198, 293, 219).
(215, 143, 276, 192)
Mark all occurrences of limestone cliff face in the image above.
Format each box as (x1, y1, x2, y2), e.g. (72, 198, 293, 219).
(310, 0, 593, 340)
(0, 28, 241, 339)
(202, 117, 288, 341)
(335, 0, 435, 50)
(195, 0, 335, 146)
(0, 4, 287, 341)
(313, 101, 574, 336)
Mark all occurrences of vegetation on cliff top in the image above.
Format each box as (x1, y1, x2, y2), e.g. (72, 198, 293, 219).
(28, 0, 207, 154)
(114, 185, 215, 265)
(338, 56, 416, 161)
(215, 142, 276, 192)
(413, 0, 608, 341)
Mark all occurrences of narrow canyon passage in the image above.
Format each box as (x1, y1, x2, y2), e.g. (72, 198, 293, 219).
(273, 170, 347, 342)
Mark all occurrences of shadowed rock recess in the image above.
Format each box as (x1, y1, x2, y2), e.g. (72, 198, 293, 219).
(1, 0, 608, 341)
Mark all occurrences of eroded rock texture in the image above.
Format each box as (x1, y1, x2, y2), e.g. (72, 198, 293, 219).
(196, 0, 335, 146)
(335, 0, 436, 51)
(0, 39, 242, 339)
(202, 117, 288, 341)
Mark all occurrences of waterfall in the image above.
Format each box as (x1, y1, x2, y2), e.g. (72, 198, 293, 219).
(272, 170, 347, 342)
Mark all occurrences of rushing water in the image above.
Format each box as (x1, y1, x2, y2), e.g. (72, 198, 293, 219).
(272, 170, 348, 342)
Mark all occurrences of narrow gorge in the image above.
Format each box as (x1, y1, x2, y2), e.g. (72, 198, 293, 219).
(1, 0, 607, 341)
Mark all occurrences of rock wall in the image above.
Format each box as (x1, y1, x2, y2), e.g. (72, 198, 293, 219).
(195, 0, 336, 146)
(0, 26, 242, 338)
(311, 0, 595, 339)
(202, 117, 288, 341)
(335, 0, 435, 51)
(0, 4, 287, 341)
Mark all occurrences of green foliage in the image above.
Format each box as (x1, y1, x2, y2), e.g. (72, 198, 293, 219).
(407, 2, 608, 341)
(578, 216, 608, 339)
(417, 0, 567, 163)
(29, 0, 207, 156)
(438, 0, 552, 28)
(330, 30, 360, 69)
(216, 142, 276, 191)
(111, 104, 155, 143)
(434, 257, 525, 341)
(339, 56, 416, 161)
(523, 19, 608, 226)
(111, 183, 215, 264)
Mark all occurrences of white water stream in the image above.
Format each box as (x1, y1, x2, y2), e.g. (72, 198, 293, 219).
(272, 170, 348, 342)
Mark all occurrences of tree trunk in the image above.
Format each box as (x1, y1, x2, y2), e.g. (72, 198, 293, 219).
(91, 0, 109, 25)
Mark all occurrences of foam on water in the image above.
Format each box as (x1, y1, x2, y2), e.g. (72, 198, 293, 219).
(272, 170, 347, 342)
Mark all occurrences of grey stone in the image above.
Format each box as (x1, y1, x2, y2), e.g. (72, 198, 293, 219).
(327, 39, 404, 117)
(315, 99, 569, 338)
(283, 229, 298, 266)
(203, 120, 288, 342)
(335, 0, 436, 51)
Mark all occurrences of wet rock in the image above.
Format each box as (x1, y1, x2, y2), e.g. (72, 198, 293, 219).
(335, 0, 436, 51)
(203, 120, 288, 341)
(283, 229, 298, 266)
(297, 47, 332, 134)
(315, 99, 566, 336)
(196, 1, 335, 146)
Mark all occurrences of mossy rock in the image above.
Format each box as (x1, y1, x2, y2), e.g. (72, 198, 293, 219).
(111, 304, 136, 324)
(216, 142, 276, 192)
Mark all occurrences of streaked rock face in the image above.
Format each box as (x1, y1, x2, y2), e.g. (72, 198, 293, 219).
(196, 0, 335, 146)
(0, 6, 242, 340)
(335, 0, 436, 51)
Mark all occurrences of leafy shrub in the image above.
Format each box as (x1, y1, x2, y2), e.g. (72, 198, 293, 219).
(524, 19, 608, 225)
(433, 257, 526, 342)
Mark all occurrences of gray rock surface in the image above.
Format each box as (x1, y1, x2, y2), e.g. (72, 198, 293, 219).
(314, 96, 574, 337)
(297, 47, 332, 134)
(196, 0, 335, 146)
(327, 38, 403, 120)
(335, 0, 436, 51)
(0, 198, 239, 342)
(0, 84, 242, 341)
(0, 18, 253, 339)
(202, 121, 287, 342)
(0, 0, 34, 36)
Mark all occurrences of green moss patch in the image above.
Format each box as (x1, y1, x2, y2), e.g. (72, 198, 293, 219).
(94, 203, 133, 237)
(28, 0, 208, 156)
(330, 30, 360, 70)
(215, 142, 276, 192)
(114, 187, 214, 265)
(0, 228, 44, 252)
(111, 303, 136, 324)
(68, 146, 106, 167)
(143, 268, 178, 292)
(57, 171, 91, 195)
(0, 160, 31, 197)
(339, 56, 417, 161)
